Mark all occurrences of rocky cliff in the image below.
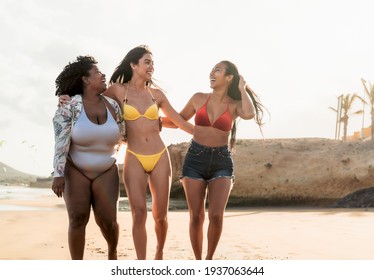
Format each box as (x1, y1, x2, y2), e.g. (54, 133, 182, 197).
(167, 138, 374, 206)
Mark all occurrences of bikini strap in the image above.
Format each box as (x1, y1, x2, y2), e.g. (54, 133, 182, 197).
(205, 94, 211, 105)
(99, 95, 109, 110)
(124, 83, 129, 103)
(146, 87, 156, 103)
(125, 84, 155, 103)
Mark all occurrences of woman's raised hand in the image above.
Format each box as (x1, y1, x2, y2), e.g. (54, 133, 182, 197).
(238, 75, 247, 90)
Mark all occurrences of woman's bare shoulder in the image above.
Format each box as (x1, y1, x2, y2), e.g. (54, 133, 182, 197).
(105, 83, 127, 98)
(109, 82, 127, 90)
(192, 92, 209, 101)
(150, 87, 168, 103)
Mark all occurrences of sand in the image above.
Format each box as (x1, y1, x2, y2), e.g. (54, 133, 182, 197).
(1, 191, 374, 260)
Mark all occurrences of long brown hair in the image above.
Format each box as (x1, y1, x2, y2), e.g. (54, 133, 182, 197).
(109, 45, 154, 86)
(222, 60, 267, 148)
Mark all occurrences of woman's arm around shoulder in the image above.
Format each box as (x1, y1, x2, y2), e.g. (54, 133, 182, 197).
(103, 83, 126, 107)
(179, 92, 205, 120)
(153, 88, 194, 135)
(161, 92, 203, 129)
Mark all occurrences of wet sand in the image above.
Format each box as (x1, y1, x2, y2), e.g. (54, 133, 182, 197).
(0, 192, 373, 260)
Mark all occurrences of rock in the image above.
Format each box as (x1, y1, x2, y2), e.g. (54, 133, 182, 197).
(331, 187, 374, 208)
(167, 138, 374, 207)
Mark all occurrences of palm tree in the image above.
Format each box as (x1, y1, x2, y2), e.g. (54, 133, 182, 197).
(341, 93, 365, 141)
(329, 95, 343, 140)
(330, 93, 364, 141)
(361, 79, 374, 140)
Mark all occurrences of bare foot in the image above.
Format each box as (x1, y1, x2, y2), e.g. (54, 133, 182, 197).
(154, 250, 163, 260)
(108, 250, 118, 260)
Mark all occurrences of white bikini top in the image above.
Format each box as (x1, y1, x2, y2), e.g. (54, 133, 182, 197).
(70, 104, 121, 155)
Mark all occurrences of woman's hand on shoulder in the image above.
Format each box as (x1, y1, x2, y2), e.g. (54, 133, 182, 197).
(58, 95, 70, 107)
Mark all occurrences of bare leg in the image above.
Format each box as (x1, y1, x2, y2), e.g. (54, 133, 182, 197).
(182, 178, 207, 260)
(91, 164, 120, 260)
(206, 178, 232, 260)
(63, 161, 92, 260)
(149, 151, 171, 260)
(124, 152, 148, 260)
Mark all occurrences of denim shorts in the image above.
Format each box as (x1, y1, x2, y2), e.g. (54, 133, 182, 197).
(181, 140, 234, 182)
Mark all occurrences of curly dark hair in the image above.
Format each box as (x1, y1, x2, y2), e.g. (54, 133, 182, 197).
(55, 56, 97, 96)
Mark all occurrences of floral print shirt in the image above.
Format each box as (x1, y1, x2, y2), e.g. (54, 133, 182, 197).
(53, 94, 125, 177)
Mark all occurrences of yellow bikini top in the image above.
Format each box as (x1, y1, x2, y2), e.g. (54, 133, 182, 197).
(123, 85, 159, 121)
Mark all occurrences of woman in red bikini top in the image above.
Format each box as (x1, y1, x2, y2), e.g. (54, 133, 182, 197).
(164, 60, 267, 260)
(194, 94, 232, 132)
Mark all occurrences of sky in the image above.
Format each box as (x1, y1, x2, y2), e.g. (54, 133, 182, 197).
(1, 0, 374, 177)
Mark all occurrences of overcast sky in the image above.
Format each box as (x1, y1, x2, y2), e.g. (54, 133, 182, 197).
(1, 0, 374, 176)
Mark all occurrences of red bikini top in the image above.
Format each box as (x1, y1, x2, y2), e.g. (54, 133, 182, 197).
(194, 95, 232, 132)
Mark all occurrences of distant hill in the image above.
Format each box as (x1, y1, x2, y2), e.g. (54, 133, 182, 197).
(0, 162, 38, 185)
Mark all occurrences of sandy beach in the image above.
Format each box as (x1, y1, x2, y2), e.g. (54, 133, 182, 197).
(1, 188, 374, 260)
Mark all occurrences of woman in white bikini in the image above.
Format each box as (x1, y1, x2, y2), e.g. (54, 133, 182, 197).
(52, 56, 124, 260)
(58, 46, 193, 260)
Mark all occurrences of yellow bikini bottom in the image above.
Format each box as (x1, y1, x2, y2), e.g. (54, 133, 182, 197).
(127, 148, 166, 173)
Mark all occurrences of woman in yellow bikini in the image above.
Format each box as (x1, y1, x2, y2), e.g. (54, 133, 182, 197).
(105, 45, 194, 260)
(123, 86, 166, 172)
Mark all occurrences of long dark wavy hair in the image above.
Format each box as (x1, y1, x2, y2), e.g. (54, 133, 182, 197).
(221, 60, 267, 148)
(109, 45, 155, 87)
(55, 56, 97, 96)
